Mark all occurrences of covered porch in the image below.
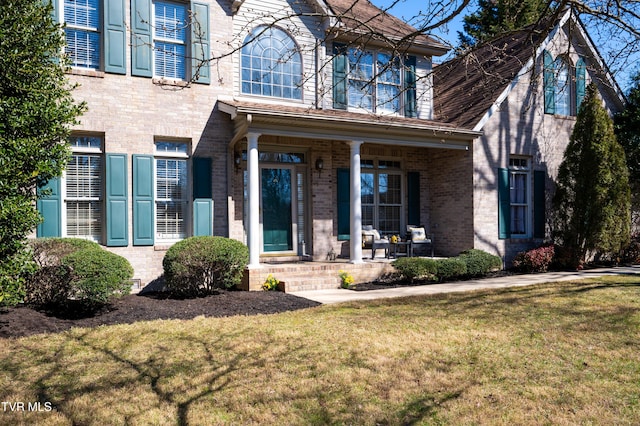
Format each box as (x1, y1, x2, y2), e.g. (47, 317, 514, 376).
(218, 99, 480, 289)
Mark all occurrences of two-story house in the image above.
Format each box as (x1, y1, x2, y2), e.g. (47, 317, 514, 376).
(35, 0, 625, 289)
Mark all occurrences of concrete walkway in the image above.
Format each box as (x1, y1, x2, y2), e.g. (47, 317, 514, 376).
(289, 265, 640, 304)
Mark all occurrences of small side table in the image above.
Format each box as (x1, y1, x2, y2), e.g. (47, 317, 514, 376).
(391, 241, 411, 258)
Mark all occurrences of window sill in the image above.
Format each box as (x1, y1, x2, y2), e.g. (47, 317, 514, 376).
(66, 68, 105, 78)
(152, 77, 190, 88)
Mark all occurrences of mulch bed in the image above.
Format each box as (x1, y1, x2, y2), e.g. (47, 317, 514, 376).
(0, 290, 321, 339)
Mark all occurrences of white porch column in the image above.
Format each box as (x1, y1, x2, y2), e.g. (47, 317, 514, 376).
(247, 132, 262, 268)
(349, 140, 363, 263)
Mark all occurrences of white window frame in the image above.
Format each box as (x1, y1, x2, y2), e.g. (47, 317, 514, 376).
(509, 157, 531, 238)
(152, 0, 188, 80)
(62, 135, 104, 242)
(63, 0, 101, 69)
(361, 159, 403, 235)
(347, 48, 403, 115)
(554, 57, 572, 116)
(154, 141, 189, 242)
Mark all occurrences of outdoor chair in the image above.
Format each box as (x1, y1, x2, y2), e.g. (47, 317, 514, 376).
(406, 225, 434, 257)
(362, 226, 390, 259)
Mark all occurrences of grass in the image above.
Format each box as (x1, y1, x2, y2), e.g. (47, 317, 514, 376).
(1, 276, 640, 425)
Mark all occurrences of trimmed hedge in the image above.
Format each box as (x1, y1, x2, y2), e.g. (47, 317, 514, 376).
(25, 238, 132, 309)
(393, 257, 438, 282)
(393, 249, 503, 282)
(458, 249, 503, 277)
(163, 236, 249, 297)
(62, 248, 133, 306)
(436, 258, 468, 281)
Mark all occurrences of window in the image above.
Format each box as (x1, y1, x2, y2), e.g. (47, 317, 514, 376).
(361, 160, 402, 234)
(347, 49, 402, 113)
(64, 0, 100, 69)
(543, 51, 587, 116)
(155, 142, 188, 241)
(65, 135, 103, 240)
(554, 57, 571, 116)
(153, 1, 187, 79)
(241, 26, 303, 100)
(509, 158, 530, 236)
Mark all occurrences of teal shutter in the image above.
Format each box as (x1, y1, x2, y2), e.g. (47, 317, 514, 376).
(106, 154, 128, 246)
(333, 44, 348, 110)
(191, 2, 210, 84)
(131, 0, 153, 77)
(576, 57, 586, 113)
(407, 172, 420, 226)
(404, 56, 417, 118)
(104, 0, 126, 74)
(36, 178, 62, 238)
(498, 168, 511, 239)
(133, 155, 154, 245)
(337, 168, 350, 240)
(543, 51, 555, 114)
(533, 170, 546, 239)
(192, 157, 213, 236)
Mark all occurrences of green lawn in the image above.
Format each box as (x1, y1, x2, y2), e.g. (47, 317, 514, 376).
(1, 276, 639, 425)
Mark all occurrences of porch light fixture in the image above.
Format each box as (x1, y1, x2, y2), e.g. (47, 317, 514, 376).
(234, 151, 241, 170)
(315, 158, 324, 171)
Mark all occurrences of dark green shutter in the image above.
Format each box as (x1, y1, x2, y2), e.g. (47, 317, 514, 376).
(498, 168, 510, 239)
(533, 170, 546, 239)
(104, 0, 126, 74)
(576, 57, 586, 112)
(333, 44, 348, 110)
(36, 178, 62, 238)
(407, 171, 420, 226)
(133, 155, 154, 245)
(192, 157, 213, 236)
(543, 51, 555, 114)
(191, 2, 210, 84)
(337, 168, 350, 240)
(131, 0, 152, 77)
(404, 56, 417, 118)
(106, 154, 128, 246)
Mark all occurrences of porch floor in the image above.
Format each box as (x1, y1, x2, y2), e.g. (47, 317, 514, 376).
(241, 256, 399, 292)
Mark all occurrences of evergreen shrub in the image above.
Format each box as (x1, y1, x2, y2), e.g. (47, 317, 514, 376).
(458, 249, 503, 277)
(436, 258, 468, 281)
(392, 257, 438, 282)
(163, 236, 249, 297)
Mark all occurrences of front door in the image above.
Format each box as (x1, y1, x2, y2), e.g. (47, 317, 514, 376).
(261, 167, 293, 252)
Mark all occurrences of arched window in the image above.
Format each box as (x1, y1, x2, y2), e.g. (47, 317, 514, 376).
(554, 57, 571, 116)
(543, 51, 586, 116)
(241, 26, 303, 100)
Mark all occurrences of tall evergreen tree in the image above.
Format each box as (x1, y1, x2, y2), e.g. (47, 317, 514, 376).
(614, 72, 640, 230)
(0, 0, 85, 304)
(553, 83, 631, 267)
(458, 0, 551, 47)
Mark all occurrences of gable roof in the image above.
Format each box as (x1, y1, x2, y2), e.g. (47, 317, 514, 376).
(324, 0, 447, 55)
(432, 20, 550, 129)
(433, 9, 626, 130)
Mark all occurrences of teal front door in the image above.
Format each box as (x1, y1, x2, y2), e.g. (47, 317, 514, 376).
(262, 168, 293, 252)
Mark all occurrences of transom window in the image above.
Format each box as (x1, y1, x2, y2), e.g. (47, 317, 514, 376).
(64, 0, 100, 69)
(66, 135, 103, 240)
(153, 1, 187, 79)
(241, 26, 303, 100)
(348, 48, 402, 113)
(509, 157, 530, 236)
(361, 159, 402, 235)
(155, 141, 188, 241)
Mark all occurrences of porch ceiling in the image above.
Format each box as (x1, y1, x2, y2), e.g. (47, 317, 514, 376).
(218, 99, 482, 150)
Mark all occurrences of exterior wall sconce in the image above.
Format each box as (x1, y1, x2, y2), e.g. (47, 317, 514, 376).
(315, 158, 324, 171)
(234, 151, 241, 170)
